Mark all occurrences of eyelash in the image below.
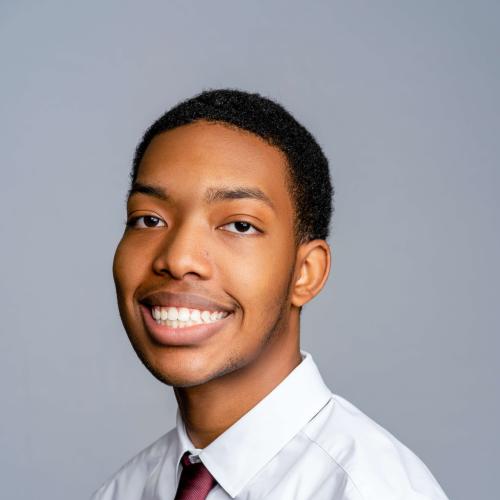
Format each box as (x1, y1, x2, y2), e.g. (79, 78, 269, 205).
(222, 221, 262, 235)
(126, 215, 166, 229)
(126, 216, 262, 235)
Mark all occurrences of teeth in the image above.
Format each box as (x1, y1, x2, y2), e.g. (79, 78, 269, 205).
(178, 307, 190, 322)
(167, 307, 178, 321)
(151, 306, 229, 328)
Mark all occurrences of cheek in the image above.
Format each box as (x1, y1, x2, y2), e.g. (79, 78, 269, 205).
(112, 237, 147, 301)
(219, 240, 293, 313)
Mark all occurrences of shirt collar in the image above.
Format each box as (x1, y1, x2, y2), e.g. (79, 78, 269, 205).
(174, 351, 332, 498)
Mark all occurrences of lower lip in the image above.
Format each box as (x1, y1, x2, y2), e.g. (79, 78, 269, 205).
(140, 304, 232, 346)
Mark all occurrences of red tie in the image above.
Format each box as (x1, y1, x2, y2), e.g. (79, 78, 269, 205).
(174, 452, 217, 500)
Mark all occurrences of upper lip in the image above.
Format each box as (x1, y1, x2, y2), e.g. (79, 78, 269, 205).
(139, 291, 234, 313)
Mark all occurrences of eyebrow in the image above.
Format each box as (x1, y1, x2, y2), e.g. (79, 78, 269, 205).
(127, 182, 275, 210)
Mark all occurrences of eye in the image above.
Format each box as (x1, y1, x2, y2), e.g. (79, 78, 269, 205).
(220, 221, 261, 235)
(126, 215, 166, 228)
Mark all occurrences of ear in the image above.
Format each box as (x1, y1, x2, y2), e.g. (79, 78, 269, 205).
(291, 240, 331, 308)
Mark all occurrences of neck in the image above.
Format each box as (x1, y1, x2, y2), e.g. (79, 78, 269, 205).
(174, 311, 302, 449)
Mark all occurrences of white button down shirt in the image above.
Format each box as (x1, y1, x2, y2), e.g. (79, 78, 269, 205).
(91, 352, 449, 499)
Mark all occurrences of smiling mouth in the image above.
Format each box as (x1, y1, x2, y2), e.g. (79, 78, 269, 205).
(148, 305, 231, 329)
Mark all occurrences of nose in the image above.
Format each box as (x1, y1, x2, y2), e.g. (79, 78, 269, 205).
(152, 220, 212, 280)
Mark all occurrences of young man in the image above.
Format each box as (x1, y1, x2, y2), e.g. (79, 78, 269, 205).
(92, 89, 449, 499)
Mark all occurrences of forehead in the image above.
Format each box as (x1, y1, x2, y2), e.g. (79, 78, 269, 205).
(136, 121, 293, 213)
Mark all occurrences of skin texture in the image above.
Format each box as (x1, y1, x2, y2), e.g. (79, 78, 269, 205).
(113, 121, 331, 447)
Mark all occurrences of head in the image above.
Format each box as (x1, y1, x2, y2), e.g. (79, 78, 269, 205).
(113, 89, 333, 388)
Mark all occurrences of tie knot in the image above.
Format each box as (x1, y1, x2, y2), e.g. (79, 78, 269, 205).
(181, 452, 196, 467)
(175, 452, 217, 500)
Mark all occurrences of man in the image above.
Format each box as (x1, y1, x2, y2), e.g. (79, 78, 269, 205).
(92, 89, 449, 499)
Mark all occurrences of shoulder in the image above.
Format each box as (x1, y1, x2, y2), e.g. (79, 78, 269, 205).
(302, 394, 449, 500)
(90, 428, 175, 500)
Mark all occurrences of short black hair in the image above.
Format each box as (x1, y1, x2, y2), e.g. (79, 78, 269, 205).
(131, 89, 333, 245)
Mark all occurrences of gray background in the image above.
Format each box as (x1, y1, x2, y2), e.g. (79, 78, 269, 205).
(1, 1, 498, 499)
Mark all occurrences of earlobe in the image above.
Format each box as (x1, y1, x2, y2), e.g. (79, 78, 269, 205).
(291, 240, 331, 308)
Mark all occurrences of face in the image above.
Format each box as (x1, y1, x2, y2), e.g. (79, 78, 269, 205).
(112, 121, 301, 387)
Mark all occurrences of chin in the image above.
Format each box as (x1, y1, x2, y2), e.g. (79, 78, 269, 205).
(134, 346, 242, 389)
(147, 364, 229, 389)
